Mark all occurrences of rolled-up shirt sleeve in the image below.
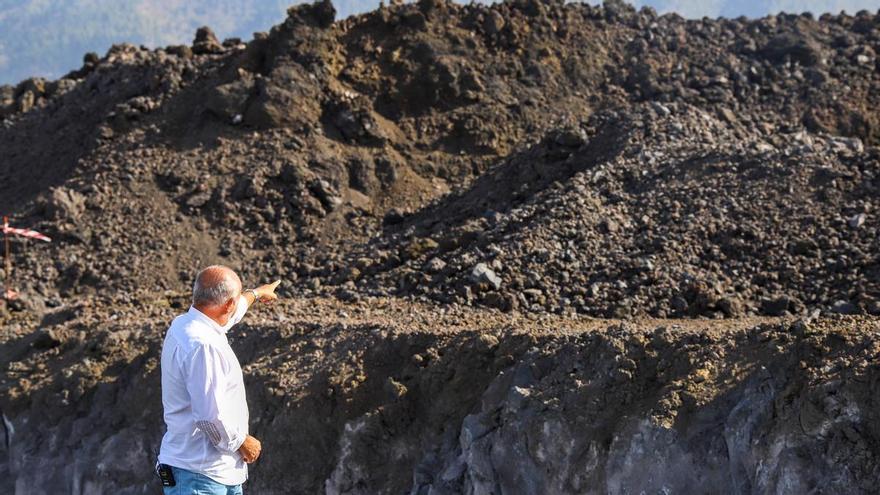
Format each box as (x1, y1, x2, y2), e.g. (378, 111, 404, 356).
(185, 343, 246, 454)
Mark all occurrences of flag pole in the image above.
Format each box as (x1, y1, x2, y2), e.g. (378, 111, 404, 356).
(3, 215, 9, 300)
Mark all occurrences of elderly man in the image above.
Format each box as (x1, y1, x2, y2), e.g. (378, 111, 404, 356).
(157, 265, 280, 494)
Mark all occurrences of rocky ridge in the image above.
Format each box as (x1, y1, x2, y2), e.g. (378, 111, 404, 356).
(0, 0, 879, 318)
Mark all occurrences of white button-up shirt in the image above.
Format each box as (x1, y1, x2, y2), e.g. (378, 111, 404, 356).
(158, 295, 250, 485)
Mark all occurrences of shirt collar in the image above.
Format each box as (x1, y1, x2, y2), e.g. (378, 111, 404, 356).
(187, 305, 228, 335)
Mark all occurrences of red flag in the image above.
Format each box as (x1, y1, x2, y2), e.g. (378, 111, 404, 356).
(2, 226, 51, 242)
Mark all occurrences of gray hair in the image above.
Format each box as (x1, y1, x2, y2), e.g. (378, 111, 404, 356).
(192, 265, 240, 306)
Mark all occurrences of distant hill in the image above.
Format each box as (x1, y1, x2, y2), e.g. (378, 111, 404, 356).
(1, 0, 878, 86)
(0, 0, 379, 85)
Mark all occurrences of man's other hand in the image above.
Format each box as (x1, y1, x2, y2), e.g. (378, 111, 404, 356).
(238, 435, 262, 463)
(255, 280, 281, 304)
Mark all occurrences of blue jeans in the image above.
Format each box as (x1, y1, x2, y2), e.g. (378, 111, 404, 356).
(162, 466, 243, 495)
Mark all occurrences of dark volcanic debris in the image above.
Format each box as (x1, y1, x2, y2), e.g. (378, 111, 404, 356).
(2, 2, 880, 494)
(1, 0, 879, 318)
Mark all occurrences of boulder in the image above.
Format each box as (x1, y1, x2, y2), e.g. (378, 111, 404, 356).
(423, 257, 447, 274)
(205, 77, 255, 121)
(192, 26, 224, 55)
(761, 296, 792, 316)
(759, 32, 823, 66)
(48, 187, 86, 221)
(244, 66, 321, 128)
(287, 0, 336, 28)
(470, 263, 502, 290)
(848, 213, 866, 229)
(484, 10, 506, 34)
(326, 99, 386, 145)
(308, 179, 343, 211)
(830, 300, 859, 315)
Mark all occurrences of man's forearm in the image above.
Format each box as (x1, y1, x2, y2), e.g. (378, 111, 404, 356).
(243, 289, 257, 308)
(196, 418, 246, 454)
(244, 280, 280, 309)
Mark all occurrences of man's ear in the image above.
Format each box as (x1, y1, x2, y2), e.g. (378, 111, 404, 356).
(226, 297, 237, 312)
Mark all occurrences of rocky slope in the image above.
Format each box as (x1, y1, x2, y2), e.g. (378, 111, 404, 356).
(1, 298, 879, 493)
(2, 1, 880, 494)
(0, 0, 878, 317)
(343, 102, 879, 318)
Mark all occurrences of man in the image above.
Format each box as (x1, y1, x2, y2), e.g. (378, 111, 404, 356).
(157, 265, 280, 494)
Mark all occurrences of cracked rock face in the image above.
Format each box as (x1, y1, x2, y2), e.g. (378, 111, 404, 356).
(2, 298, 880, 494)
(325, 319, 880, 495)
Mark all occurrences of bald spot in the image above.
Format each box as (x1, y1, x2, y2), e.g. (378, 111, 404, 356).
(194, 265, 242, 307)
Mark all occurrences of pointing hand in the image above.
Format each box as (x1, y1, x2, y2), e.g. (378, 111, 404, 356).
(254, 280, 281, 304)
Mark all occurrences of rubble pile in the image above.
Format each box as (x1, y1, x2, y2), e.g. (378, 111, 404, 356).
(1, 1, 878, 317)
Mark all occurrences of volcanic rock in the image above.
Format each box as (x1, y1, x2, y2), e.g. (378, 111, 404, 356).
(192, 26, 225, 55)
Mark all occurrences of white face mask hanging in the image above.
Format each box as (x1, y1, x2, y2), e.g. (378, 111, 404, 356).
(219, 296, 240, 332)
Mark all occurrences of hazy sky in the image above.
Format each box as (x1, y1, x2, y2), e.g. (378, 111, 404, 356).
(633, 0, 878, 18)
(1, 0, 878, 85)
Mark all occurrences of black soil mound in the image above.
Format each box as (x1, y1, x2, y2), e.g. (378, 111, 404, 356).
(1, 0, 878, 318)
